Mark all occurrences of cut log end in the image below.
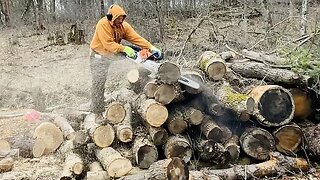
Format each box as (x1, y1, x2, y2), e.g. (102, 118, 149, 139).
(117, 127, 133, 143)
(32, 138, 45, 158)
(144, 81, 158, 98)
(207, 61, 227, 81)
(157, 62, 181, 84)
(146, 104, 168, 127)
(137, 145, 158, 169)
(188, 109, 203, 125)
(127, 69, 140, 83)
(154, 84, 176, 105)
(108, 158, 132, 177)
(167, 157, 189, 180)
(73, 162, 84, 175)
(93, 124, 115, 148)
(274, 124, 303, 154)
(168, 119, 188, 135)
(105, 103, 126, 124)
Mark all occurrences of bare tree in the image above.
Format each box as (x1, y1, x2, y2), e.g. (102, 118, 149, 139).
(300, 0, 308, 36)
(0, 0, 12, 26)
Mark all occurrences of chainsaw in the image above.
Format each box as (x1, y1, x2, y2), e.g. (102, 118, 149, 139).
(126, 49, 200, 90)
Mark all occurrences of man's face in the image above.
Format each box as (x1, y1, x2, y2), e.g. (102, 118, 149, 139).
(113, 15, 124, 27)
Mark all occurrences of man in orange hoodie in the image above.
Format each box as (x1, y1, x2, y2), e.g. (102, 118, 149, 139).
(89, 4, 162, 115)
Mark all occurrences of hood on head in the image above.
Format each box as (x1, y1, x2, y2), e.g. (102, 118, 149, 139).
(107, 4, 127, 23)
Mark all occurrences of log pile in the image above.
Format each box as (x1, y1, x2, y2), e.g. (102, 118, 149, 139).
(7, 50, 319, 179)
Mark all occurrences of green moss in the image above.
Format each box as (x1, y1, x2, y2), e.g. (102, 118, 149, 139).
(199, 58, 209, 70)
(223, 86, 248, 106)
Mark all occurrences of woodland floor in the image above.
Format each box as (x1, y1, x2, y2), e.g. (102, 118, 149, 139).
(1, 8, 320, 179)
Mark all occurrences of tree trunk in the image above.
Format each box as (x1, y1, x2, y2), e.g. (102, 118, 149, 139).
(53, 116, 75, 140)
(273, 123, 303, 155)
(249, 85, 295, 126)
(105, 102, 126, 124)
(100, 0, 105, 17)
(240, 127, 275, 160)
(133, 136, 158, 169)
(138, 99, 168, 127)
(300, 0, 308, 36)
(164, 135, 192, 163)
(230, 61, 312, 87)
(198, 51, 227, 81)
(148, 157, 189, 180)
(83, 113, 115, 148)
(96, 147, 132, 178)
(114, 103, 133, 143)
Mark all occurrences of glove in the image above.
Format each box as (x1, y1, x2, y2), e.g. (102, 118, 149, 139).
(123, 46, 136, 58)
(150, 46, 162, 59)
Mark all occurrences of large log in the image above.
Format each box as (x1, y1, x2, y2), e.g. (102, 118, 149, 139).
(83, 113, 115, 148)
(230, 61, 312, 86)
(273, 123, 303, 155)
(198, 51, 227, 81)
(114, 103, 133, 143)
(53, 116, 76, 140)
(157, 61, 181, 84)
(164, 135, 192, 163)
(105, 102, 126, 124)
(86, 161, 109, 180)
(148, 157, 189, 180)
(138, 98, 168, 127)
(133, 136, 158, 169)
(249, 85, 295, 126)
(211, 82, 255, 121)
(240, 128, 275, 160)
(201, 152, 309, 179)
(96, 147, 132, 178)
(33, 122, 64, 157)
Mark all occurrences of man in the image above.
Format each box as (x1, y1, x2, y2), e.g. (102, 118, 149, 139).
(90, 4, 161, 115)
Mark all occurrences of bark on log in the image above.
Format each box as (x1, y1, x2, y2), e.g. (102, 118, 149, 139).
(138, 99, 168, 127)
(146, 124, 168, 146)
(53, 116, 76, 140)
(96, 147, 132, 178)
(230, 61, 312, 86)
(181, 106, 204, 126)
(73, 130, 89, 148)
(201, 152, 309, 179)
(148, 157, 189, 180)
(83, 113, 115, 148)
(201, 115, 223, 142)
(180, 69, 205, 94)
(198, 51, 227, 81)
(167, 108, 188, 135)
(164, 135, 192, 163)
(240, 128, 275, 160)
(303, 123, 320, 159)
(127, 68, 152, 94)
(290, 88, 312, 119)
(144, 80, 158, 98)
(133, 136, 158, 169)
(114, 103, 133, 143)
(157, 61, 181, 84)
(154, 84, 177, 105)
(86, 161, 109, 180)
(189, 171, 221, 180)
(211, 82, 255, 121)
(60, 152, 84, 179)
(105, 102, 126, 124)
(241, 49, 288, 65)
(249, 85, 295, 126)
(224, 135, 240, 163)
(273, 123, 303, 155)
(197, 88, 224, 116)
(0, 157, 14, 173)
(33, 122, 64, 156)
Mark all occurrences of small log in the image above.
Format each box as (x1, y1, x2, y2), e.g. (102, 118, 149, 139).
(33, 122, 64, 156)
(0, 157, 14, 173)
(167, 108, 188, 135)
(105, 102, 126, 124)
(157, 61, 181, 84)
(138, 99, 168, 127)
(96, 147, 132, 178)
(144, 80, 158, 98)
(230, 61, 312, 86)
(189, 171, 221, 180)
(148, 157, 189, 180)
(127, 68, 152, 94)
(0, 139, 11, 157)
(73, 130, 89, 148)
(181, 106, 203, 126)
(114, 103, 133, 143)
(154, 84, 177, 105)
(83, 113, 115, 148)
(87, 161, 109, 180)
(220, 51, 236, 61)
(198, 51, 227, 81)
(224, 135, 240, 163)
(241, 49, 288, 65)
(302, 123, 320, 159)
(60, 152, 84, 179)
(146, 124, 168, 146)
(249, 85, 295, 126)
(201, 116, 223, 142)
(54, 116, 76, 140)
(164, 135, 192, 163)
(87, 161, 111, 180)
(180, 69, 205, 94)
(133, 136, 158, 169)
(197, 88, 224, 116)
(210, 82, 255, 121)
(290, 88, 312, 119)
(202, 152, 309, 179)
(240, 127, 275, 160)
(273, 124, 303, 155)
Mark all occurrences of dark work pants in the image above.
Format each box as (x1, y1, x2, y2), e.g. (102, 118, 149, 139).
(90, 53, 124, 114)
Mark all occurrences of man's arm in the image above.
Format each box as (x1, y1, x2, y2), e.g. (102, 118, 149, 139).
(96, 19, 125, 53)
(123, 22, 153, 50)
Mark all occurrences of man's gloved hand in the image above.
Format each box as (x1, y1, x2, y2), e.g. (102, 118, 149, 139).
(123, 46, 137, 58)
(150, 46, 162, 59)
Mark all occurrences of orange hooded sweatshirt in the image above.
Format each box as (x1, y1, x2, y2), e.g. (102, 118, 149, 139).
(90, 5, 153, 56)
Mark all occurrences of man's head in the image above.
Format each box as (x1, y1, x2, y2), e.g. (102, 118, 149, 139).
(106, 4, 127, 27)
